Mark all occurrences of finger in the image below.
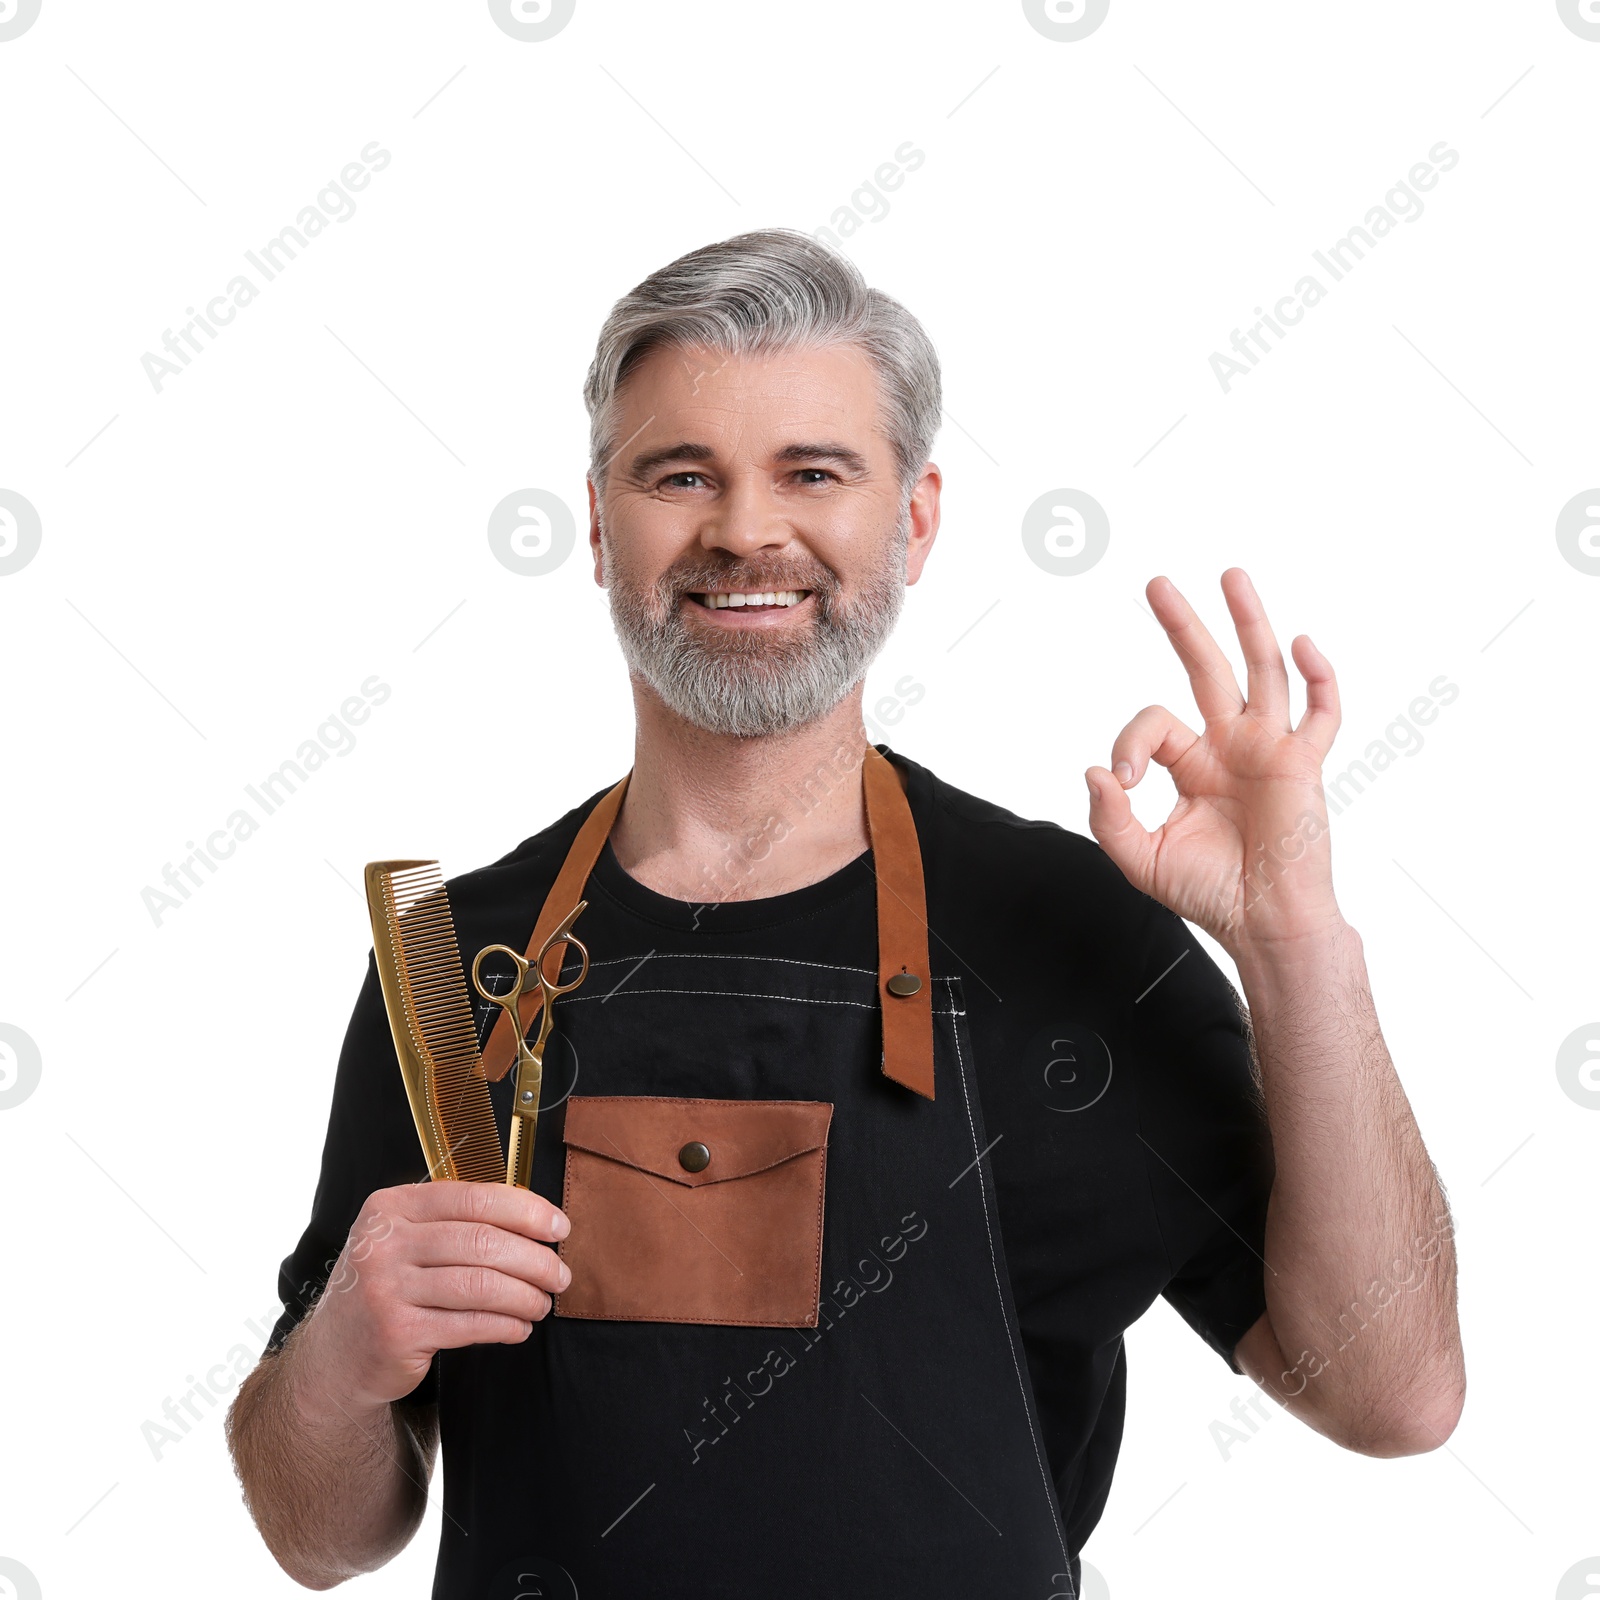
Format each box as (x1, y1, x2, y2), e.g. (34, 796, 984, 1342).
(410, 1264, 558, 1323)
(1219, 567, 1291, 730)
(418, 1306, 541, 1349)
(1146, 574, 1245, 726)
(402, 1180, 570, 1243)
(1107, 705, 1201, 788)
(1085, 764, 1159, 891)
(410, 1222, 571, 1294)
(1291, 633, 1341, 756)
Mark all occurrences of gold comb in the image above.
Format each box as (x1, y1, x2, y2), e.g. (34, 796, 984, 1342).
(364, 860, 505, 1185)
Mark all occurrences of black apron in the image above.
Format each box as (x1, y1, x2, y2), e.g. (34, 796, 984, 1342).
(432, 759, 1078, 1599)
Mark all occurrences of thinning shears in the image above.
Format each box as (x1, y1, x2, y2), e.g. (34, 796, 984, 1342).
(472, 901, 590, 1188)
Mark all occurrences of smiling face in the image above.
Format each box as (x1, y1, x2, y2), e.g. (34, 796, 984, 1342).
(589, 340, 938, 739)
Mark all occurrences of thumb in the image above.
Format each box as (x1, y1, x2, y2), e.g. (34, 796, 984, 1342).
(1085, 766, 1154, 890)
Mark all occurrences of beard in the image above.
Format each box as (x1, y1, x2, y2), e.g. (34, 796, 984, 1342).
(601, 505, 910, 739)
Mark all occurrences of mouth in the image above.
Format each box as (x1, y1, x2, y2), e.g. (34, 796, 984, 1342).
(686, 589, 811, 611)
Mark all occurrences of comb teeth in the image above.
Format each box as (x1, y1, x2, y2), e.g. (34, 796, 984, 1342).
(369, 862, 505, 1184)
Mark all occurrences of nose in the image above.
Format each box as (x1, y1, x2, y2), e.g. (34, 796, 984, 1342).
(696, 469, 796, 560)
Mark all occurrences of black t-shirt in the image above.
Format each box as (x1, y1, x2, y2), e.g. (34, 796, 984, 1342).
(267, 742, 1273, 1560)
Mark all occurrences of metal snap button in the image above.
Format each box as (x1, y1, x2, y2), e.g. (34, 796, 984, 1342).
(886, 971, 922, 997)
(678, 1140, 711, 1173)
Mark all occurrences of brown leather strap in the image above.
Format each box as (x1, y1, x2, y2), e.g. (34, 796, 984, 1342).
(474, 771, 630, 1084)
(862, 745, 935, 1100)
(477, 745, 935, 1100)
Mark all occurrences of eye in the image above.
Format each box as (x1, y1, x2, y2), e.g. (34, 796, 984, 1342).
(661, 471, 708, 489)
(796, 468, 839, 485)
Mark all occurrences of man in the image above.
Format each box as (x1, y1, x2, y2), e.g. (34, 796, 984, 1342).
(226, 228, 1465, 1597)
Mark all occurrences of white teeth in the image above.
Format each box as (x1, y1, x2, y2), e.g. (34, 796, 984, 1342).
(698, 589, 807, 609)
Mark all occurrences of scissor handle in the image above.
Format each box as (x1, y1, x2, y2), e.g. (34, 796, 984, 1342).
(528, 899, 589, 1000)
(471, 943, 530, 1008)
(538, 929, 591, 999)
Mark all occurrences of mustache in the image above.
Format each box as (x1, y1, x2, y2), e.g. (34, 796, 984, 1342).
(665, 568, 835, 596)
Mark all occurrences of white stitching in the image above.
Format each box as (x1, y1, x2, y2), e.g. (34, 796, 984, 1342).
(565, 987, 875, 1010)
(556, 985, 963, 1016)
(474, 969, 966, 1037)
(560, 951, 879, 978)
(943, 975, 1075, 1585)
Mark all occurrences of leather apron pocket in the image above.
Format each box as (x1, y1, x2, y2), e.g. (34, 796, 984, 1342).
(553, 1095, 834, 1327)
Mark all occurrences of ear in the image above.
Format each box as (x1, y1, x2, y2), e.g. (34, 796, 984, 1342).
(904, 462, 942, 585)
(587, 478, 605, 587)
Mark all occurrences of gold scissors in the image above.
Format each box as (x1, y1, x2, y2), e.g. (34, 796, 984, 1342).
(471, 901, 590, 1188)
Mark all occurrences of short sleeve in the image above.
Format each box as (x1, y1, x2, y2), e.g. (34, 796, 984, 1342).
(264, 951, 439, 1405)
(1128, 897, 1275, 1376)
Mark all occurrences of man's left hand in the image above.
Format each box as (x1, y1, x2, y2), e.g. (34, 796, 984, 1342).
(1085, 567, 1344, 957)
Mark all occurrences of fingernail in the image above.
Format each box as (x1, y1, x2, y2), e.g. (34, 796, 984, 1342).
(558, 1263, 572, 1289)
(552, 1210, 571, 1239)
(1114, 761, 1133, 784)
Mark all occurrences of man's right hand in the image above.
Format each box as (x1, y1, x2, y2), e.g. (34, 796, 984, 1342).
(293, 1181, 572, 1413)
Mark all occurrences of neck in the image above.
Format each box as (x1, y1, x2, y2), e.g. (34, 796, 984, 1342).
(610, 679, 873, 903)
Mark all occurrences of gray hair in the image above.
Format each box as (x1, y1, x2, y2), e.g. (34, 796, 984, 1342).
(582, 227, 941, 509)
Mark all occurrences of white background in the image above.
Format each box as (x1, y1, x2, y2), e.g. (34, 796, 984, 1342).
(1, 1, 1595, 1596)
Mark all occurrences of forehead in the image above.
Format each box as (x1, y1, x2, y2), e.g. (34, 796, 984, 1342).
(612, 341, 889, 457)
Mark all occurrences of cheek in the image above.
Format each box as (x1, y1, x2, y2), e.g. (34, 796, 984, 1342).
(832, 505, 908, 571)
(607, 503, 695, 577)
(805, 500, 886, 561)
